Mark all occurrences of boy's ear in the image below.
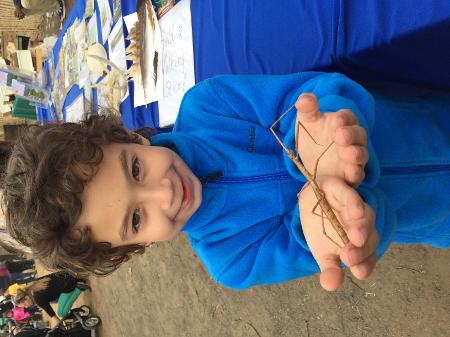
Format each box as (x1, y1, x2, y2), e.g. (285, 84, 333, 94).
(128, 131, 150, 146)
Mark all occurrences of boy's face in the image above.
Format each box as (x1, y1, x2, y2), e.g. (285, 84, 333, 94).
(76, 142, 202, 247)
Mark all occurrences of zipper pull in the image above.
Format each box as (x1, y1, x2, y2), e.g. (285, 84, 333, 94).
(201, 171, 223, 185)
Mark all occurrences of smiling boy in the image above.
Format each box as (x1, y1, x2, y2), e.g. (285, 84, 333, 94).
(2, 72, 449, 291)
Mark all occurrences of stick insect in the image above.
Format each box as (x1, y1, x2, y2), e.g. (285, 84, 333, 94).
(270, 104, 349, 247)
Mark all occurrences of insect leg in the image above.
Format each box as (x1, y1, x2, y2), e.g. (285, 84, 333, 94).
(320, 208, 344, 248)
(313, 141, 334, 180)
(297, 121, 323, 146)
(295, 120, 324, 163)
(311, 191, 344, 248)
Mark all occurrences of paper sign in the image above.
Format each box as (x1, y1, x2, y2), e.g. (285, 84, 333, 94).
(98, 0, 113, 43)
(157, 0, 195, 126)
(108, 20, 129, 102)
(113, 0, 122, 22)
(65, 94, 85, 122)
(108, 20, 127, 72)
(87, 14, 98, 46)
(11, 79, 25, 96)
(0, 71, 7, 85)
(85, 0, 94, 18)
(122, 12, 138, 31)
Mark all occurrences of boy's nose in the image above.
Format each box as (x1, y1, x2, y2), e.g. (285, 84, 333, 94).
(137, 177, 174, 211)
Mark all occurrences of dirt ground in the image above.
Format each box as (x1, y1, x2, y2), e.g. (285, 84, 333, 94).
(32, 3, 449, 337)
(86, 237, 450, 337)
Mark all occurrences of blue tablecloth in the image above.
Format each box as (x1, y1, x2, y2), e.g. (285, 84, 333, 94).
(39, 0, 160, 130)
(39, 0, 450, 129)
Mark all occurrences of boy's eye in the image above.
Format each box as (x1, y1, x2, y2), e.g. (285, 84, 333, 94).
(132, 157, 140, 180)
(132, 209, 141, 233)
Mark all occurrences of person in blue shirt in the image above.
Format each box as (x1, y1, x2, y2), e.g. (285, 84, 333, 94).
(12, 0, 64, 21)
(2, 72, 450, 291)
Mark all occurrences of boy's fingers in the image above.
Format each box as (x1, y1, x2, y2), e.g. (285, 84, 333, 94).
(344, 164, 365, 186)
(347, 201, 376, 230)
(316, 255, 344, 291)
(349, 253, 377, 280)
(335, 125, 367, 146)
(339, 145, 369, 165)
(341, 223, 379, 267)
(346, 192, 372, 222)
(322, 177, 374, 244)
(330, 109, 358, 130)
(295, 93, 320, 123)
(348, 205, 377, 248)
(317, 177, 378, 276)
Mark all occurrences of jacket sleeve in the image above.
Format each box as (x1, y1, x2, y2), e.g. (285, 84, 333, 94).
(181, 73, 396, 289)
(189, 211, 321, 290)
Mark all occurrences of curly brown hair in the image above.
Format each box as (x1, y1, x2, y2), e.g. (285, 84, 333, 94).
(1, 116, 149, 275)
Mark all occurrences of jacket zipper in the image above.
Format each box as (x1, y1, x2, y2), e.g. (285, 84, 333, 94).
(205, 164, 450, 183)
(381, 163, 450, 176)
(208, 172, 293, 184)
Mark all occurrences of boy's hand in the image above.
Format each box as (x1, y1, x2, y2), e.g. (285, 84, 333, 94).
(295, 93, 368, 186)
(299, 176, 378, 291)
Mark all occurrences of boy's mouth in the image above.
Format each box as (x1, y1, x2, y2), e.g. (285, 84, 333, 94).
(174, 168, 192, 221)
(180, 175, 192, 212)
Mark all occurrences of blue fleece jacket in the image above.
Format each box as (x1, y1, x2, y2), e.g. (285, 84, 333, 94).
(151, 73, 450, 290)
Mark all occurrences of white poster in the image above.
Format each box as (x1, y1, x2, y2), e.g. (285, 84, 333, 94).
(98, 0, 113, 43)
(65, 94, 85, 122)
(157, 0, 195, 126)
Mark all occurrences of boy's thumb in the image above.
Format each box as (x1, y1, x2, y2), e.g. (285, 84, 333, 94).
(295, 93, 320, 123)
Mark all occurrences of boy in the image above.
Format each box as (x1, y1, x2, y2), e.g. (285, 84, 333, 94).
(2, 72, 450, 291)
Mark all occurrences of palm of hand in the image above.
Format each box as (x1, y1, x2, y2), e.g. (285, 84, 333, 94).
(298, 175, 377, 291)
(294, 93, 368, 187)
(296, 112, 340, 178)
(298, 178, 343, 289)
